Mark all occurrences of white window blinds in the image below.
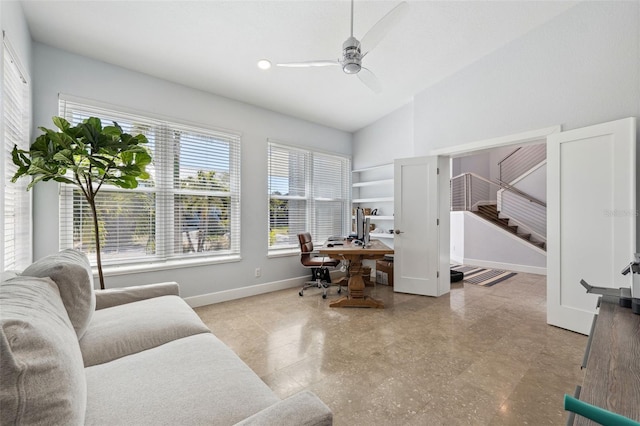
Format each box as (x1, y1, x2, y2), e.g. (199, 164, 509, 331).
(2, 34, 31, 271)
(268, 141, 350, 251)
(58, 98, 241, 267)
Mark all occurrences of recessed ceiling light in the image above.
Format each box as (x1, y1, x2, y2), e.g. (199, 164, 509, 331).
(257, 59, 272, 70)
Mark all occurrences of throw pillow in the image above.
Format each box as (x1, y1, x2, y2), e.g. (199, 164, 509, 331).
(22, 249, 96, 339)
(0, 276, 87, 425)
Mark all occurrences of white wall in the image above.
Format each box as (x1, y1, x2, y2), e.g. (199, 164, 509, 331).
(451, 142, 544, 185)
(31, 43, 352, 298)
(511, 163, 546, 203)
(352, 101, 414, 168)
(450, 212, 464, 264)
(1, 1, 32, 75)
(452, 211, 546, 275)
(451, 152, 490, 179)
(413, 2, 640, 153)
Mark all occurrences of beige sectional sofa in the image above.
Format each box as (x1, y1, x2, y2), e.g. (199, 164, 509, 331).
(0, 250, 332, 425)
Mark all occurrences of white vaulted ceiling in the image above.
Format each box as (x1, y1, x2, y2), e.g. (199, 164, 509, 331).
(20, 0, 578, 132)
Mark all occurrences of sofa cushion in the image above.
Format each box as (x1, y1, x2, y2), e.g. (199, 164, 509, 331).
(235, 391, 333, 426)
(22, 249, 96, 339)
(84, 333, 280, 425)
(95, 282, 180, 310)
(80, 295, 210, 366)
(0, 276, 87, 425)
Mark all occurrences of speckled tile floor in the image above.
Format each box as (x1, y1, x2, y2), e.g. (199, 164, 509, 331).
(195, 272, 587, 425)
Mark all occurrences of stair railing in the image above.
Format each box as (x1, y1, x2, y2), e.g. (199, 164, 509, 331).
(450, 172, 546, 239)
(498, 143, 546, 184)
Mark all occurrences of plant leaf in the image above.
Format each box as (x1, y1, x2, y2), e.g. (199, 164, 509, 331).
(102, 125, 122, 137)
(52, 116, 71, 131)
(52, 150, 74, 164)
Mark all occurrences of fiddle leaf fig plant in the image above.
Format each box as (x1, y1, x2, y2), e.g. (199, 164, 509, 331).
(12, 116, 151, 289)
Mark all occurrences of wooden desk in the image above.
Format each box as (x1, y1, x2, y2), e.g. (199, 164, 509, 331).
(319, 239, 393, 308)
(573, 298, 640, 425)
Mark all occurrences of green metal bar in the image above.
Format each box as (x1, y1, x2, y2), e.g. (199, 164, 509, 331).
(564, 395, 640, 426)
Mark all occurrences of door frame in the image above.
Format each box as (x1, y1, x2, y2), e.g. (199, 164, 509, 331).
(428, 125, 561, 295)
(430, 125, 561, 158)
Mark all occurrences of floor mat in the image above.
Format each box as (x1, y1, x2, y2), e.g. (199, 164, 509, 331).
(450, 264, 517, 287)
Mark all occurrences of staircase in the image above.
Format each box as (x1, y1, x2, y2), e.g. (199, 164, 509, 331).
(474, 204, 546, 251)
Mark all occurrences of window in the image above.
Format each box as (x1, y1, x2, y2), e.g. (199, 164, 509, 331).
(268, 141, 350, 252)
(59, 97, 241, 268)
(2, 33, 31, 271)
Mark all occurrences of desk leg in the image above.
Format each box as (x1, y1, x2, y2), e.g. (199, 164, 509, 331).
(329, 258, 384, 309)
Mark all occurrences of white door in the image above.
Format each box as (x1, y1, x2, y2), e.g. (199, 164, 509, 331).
(394, 156, 450, 296)
(547, 118, 636, 334)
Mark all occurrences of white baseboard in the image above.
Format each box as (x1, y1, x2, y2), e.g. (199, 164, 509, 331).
(462, 257, 546, 276)
(184, 270, 344, 308)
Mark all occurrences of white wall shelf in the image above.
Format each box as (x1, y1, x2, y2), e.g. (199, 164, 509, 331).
(352, 179, 394, 188)
(352, 197, 394, 203)
(352, 163, 393, 174)
(352, 163, 395, 248)
(351, 215, 394, 220)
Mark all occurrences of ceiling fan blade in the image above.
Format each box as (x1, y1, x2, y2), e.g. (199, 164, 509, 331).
(360, 1, 409, 57)
(276, 60, 341, 68)
(357, 67, 382, 93)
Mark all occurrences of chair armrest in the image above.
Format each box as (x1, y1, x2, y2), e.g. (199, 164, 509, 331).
(95, 282, 180, 310)
(233, 391, 332, 426)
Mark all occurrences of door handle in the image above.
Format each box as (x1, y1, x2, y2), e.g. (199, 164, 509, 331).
(394, 229, 404, 234)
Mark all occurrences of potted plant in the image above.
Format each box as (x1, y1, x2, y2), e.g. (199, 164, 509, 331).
(12, 116, 151, 289)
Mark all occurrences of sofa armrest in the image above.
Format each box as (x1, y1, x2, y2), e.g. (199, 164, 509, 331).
(234, 391, 332, 426)
(95, 282, 180, 310)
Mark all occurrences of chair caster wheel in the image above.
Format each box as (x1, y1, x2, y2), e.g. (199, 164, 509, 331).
(322, 294, 327, 299)
(299, 291, 303, 297)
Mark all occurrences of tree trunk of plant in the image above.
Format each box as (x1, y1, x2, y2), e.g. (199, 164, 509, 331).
(88, 196, 105, 290)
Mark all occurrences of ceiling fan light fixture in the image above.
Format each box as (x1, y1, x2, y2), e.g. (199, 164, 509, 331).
(343, 62, 361, 74)
(257, 59, 272, 70)
(341, 36, 362, 74)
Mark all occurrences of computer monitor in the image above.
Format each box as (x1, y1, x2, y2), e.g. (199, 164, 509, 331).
(355, 207, 370, 244)
(356, 207, 364, 241)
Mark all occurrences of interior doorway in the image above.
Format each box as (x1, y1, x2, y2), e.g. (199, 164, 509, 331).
(448, 142, 547, 276)
(392, 126, 559, 298)
(396, 119, 636, 335)
(429, 125, 560, 294)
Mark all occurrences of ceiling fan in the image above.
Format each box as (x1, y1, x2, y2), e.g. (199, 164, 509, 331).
(275, 0, 409, 93)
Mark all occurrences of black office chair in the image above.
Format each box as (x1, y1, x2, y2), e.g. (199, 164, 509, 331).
(297, 232, 341, 299)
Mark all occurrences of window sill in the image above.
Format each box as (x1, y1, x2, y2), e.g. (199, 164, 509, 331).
(267, 249, 301, 259)
(98, 255, 242, 277)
